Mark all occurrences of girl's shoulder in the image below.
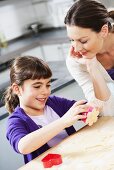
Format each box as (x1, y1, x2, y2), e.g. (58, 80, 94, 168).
(47, 95, 75, 104)
(7, 106, 28, 124)
(47, 95, 76, 114)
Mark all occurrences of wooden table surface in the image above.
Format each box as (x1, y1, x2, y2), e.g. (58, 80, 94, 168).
(18, 117, 114, 170)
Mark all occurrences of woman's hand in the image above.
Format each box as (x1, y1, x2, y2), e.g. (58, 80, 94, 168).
(61, 100, 90, 128)
(69, 46, 97, 65)
(84, 57, 99, 72)
(69, 46, 82, 58)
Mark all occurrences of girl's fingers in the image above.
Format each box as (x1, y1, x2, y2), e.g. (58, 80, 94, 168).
(74, 100, 87, 107)
(76, 114, 87, 120)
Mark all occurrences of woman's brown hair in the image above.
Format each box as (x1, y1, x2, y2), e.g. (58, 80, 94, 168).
(4, 56, 52, 113)
(108, 9, 114, 33)
(64, 0, 114, 33)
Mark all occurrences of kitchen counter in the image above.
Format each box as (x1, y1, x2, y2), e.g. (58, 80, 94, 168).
(0, 27, 69, 66)
(18, 117, 114, 170)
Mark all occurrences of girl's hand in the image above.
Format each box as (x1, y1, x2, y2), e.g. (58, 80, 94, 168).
(61, 100, 90, 128)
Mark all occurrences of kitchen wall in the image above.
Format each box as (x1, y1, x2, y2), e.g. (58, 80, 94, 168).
(0, 0, 37, 41)
(0, 0, 113, 41)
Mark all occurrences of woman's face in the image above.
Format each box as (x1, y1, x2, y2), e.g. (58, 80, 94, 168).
(18, 78, 51, 115)
(66, 25, 105, 59)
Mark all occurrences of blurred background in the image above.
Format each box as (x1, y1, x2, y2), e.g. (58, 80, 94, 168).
(0, 0, 114, 170)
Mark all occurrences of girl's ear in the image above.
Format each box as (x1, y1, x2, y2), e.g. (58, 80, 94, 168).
(100, 24, 109, 38)
(12, 83, 20, 96)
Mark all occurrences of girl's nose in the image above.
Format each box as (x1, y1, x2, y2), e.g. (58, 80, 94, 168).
(41, 87, 50, 95)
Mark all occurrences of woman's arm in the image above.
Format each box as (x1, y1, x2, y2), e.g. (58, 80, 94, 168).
(66, 52, 114, 116)
(85, 57, 110, 101)
(66, 56, 95, 101)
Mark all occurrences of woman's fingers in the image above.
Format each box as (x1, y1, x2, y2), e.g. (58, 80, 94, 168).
(69, 46, 82, 58)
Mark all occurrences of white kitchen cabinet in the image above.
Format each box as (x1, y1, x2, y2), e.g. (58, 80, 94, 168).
(53, 82, 85, 101)
(0, 116, 23, 170)
(32, 0, 54, 28)
(32, 1, 48, 19)
(21, 46, 44, 60)
(42, 44, 65, 62)
(62, 43, 71, 59)
(48, 0, 74, 27)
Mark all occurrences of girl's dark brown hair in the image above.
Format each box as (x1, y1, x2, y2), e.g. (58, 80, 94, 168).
(64, 0, 114, 32)
(4, 56, 52, 113)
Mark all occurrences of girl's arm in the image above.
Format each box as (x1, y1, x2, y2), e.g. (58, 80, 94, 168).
(18, 100, 87, 154)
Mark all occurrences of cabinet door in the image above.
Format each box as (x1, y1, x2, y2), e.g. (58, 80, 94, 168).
(62, 43, 70, 59)
(32, 1, 49, 19)
(32, 1, 54, 27)
(42, 44, 65, 62)
(21, 46, 44, 60)
(49, 0, 74, 27)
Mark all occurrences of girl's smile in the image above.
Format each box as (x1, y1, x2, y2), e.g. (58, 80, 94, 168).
(18, 78, 51, 116)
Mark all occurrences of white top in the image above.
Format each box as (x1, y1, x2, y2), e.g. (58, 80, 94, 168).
(28, 105, 68, 147)
(66, 56, 114, 116)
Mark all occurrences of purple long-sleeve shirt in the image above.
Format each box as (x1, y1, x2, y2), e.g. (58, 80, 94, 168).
(6, 95, 76, 164)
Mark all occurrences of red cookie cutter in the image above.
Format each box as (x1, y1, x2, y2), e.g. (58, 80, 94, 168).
(81, 106, 93, 123)
(41, 153, 62, 168)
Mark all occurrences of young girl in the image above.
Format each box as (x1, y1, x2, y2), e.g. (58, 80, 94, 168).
(5, 56, 89, 164)
(64, 0, 114, 116)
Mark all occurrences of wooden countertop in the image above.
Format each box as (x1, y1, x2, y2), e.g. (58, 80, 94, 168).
(18, 117, 114, 170)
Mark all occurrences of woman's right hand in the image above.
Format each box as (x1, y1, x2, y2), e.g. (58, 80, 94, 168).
(69, 46, 89, 65)
(61, 100, 89, 128)
(69, 46, 82, 58)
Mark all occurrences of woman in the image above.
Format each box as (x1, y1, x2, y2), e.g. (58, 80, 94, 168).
(64, 0, 114, 116)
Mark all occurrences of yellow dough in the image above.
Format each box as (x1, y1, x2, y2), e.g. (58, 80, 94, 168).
(86, 108, 99, 126)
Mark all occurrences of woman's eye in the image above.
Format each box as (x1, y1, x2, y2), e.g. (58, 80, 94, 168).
(69, 39, 74, 42)
(80, 40, 88, 44)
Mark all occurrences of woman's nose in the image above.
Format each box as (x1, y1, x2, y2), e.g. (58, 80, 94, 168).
(72, 41, 82, 52)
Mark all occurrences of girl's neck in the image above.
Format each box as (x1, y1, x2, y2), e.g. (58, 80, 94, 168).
(20, 105, 44, 116)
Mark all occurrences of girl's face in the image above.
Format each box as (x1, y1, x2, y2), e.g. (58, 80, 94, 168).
(18, 78, 51, 115)
(66, 25, 105, 59)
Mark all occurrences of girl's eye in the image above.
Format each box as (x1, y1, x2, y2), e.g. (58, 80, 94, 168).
(33, 86, 41, 89)
(47, 84, 51, 88)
